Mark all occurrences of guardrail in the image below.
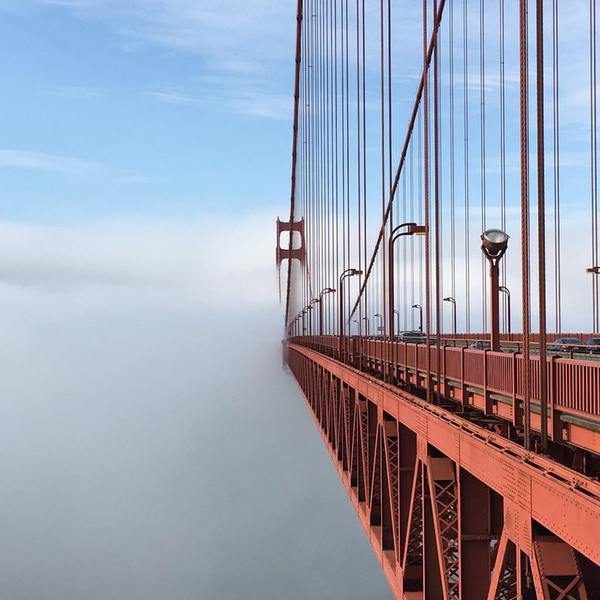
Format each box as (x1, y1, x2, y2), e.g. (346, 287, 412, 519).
(289, 335, 600, 424)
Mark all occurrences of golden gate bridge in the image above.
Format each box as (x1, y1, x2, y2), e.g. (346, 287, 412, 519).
(278, 0, 600, 598)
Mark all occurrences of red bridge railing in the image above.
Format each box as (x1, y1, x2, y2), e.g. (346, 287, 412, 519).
(289, 335, 600, 454)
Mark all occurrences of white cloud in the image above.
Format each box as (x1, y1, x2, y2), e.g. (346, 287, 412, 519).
(0, 148, 153, 184)
(0, 213, 279, 311)
(0, 149, 105, 177)
(145, 90, 202, 106)
(37, 0, 294, 71)
(50, 85, 103, 99)
(29, 0, 296, 120)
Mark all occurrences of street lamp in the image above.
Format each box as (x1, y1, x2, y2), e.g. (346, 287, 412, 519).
(481, 228, 510, 351)
(318, 287, 336, 336)
(412, 304, 423, 333)
(362, 316, 370, 336)
(499, 286, 511, 335)
(393, 309, 400, 337)
(374, 313, 383, 335)
(304, 304, 315, 336)
(388, 222, 428, 341)
(443, 297, 457, 336)
(338, 268, 363, 340)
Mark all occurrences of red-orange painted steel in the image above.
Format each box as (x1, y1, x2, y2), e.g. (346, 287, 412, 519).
(294, 336, 600, 455)
(286, 340, 600, 599)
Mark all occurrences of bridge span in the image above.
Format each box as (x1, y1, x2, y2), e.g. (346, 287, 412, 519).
(279, 0, 600, 597)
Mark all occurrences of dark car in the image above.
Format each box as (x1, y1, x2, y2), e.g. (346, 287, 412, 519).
(586, 337, 600, 354)
(398, 330, 425, 344)
(548, 337, 584, 353)
(468, 340, 491, 350)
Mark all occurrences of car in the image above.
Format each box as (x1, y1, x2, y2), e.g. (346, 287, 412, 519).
(397, 330, 425, 344)
(585, 337, 600, 354)
(548, 337, 584, 353)
(468, 340, 491, 350)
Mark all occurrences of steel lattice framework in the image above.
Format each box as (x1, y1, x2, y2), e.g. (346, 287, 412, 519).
(278, 0, 600, 597)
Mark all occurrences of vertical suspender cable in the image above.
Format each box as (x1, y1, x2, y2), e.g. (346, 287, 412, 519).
(463, 0, 471, 333)
(356, 0, 363, 337)
(362, 0, 368, 330)
(537, 0, 548, 453)
(591, 0, 599, 332)
(500, 0, 508, 333)
(520, 0, 532, 451)
(423, 0, 432, 401)
(480, 0, 487, 332)
(553, 0, 562, 333)
(450, 0, 456, 323)
(380, 0, 388, 341)
(434, 0, 442, 397)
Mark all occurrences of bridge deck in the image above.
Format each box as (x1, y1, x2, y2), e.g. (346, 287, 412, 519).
(293, 335, 600, 459)
(286, 340, 600, 599)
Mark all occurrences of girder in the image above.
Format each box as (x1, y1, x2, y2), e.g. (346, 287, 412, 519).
(285, 342, 600, 599)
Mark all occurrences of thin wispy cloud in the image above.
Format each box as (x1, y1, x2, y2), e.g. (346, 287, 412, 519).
(37, 0, 294, 71)
(50, 85, 103, 100)
(146, 85, 291, 120)
(33, 0, 295, 121)
(145, 90, 202, 106)
(0, 149, 152, 184)
(0, 149, 105, 177)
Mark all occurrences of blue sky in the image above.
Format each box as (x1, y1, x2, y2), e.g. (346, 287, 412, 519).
(0, 0, 295, 224)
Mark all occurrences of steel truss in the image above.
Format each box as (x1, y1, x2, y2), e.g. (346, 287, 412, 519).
(286, 343, 600, 599)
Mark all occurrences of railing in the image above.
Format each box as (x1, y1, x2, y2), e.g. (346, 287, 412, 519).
(290, 335, 600, 424)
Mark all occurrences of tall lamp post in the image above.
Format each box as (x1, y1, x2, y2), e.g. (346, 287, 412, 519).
(443, 297, 457, 336)
(305, 304, 315, 336)
(499, 286, 511, 335)
(388, 223, 428, 341)
(393, 309, 400, 337)
(412, 304, 423, 333)
(374, 313, 383, 335)
(338, 269, 363, 353)
(587, 267, 600, 332)
(481, 229, 510, 351)
(310, 299, 320, 335)
(362, 316, 370, 337)
(318, 287, 336, 336)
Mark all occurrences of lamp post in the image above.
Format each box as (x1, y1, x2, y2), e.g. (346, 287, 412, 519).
(318, 287, 336, 336)
(310, 299, 321, 336)
(443, 297, 457, 336)
(338, 269, 363, 353)
(388, 223, 428, 341)
(412, 304, 423, 333)
(393, 309, 400, 337)
(304, 304, 314, 336)
(499, 286, 511, 335)
(362, 316, 370, 337)
(301, 309, 307, 335)
(374, 313, 383, 335)
(481, 229, 510, 352)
